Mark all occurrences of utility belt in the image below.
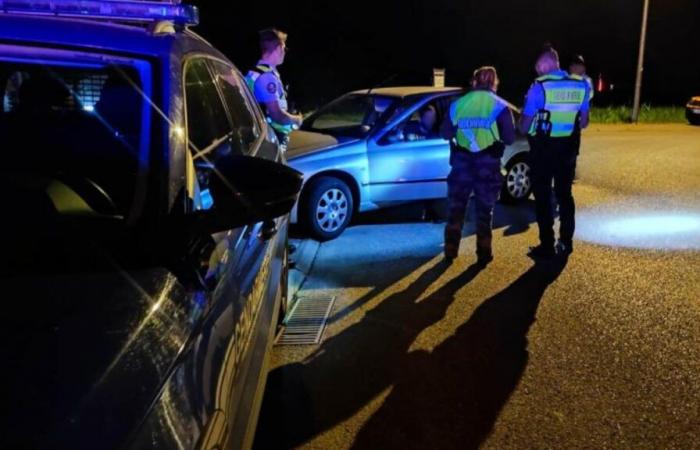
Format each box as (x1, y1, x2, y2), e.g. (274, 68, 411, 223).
(452, 140, 505, 157)
(450, 140, 504, 167)
(532, 109, 581, 139)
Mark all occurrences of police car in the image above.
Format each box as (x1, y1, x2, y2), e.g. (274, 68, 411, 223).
(686, 96, 700, 125)
(287, 87, 531, 240)
(0, 1, 301, 449)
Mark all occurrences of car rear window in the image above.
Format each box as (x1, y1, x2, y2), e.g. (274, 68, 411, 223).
(1, 61, 146, 218)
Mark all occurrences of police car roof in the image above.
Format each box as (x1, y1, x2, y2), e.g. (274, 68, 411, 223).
(350, 86, 463, 98)
(0, 13, 191, 58)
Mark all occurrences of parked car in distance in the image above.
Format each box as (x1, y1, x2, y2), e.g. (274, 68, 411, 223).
(686, 96, 700, 125)
(286, 87, 531, 241)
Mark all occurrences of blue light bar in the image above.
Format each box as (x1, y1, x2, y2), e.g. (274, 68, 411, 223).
(0, 0, 199, 26)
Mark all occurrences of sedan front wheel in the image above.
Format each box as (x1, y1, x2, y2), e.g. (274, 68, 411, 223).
(304, 176, 353, 241)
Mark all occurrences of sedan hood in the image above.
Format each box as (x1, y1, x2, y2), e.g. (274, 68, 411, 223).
(287, 130, 358, 159)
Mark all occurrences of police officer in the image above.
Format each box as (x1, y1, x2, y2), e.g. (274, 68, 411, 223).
(519, 48, 590, 259)
(568, 54, 594, 100)
(245, 28, 302, 149)
(568, 54, 594, 159)
(441, 66, 515, 265)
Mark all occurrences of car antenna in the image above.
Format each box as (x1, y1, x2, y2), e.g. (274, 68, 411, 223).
(366, 73, 398, 96)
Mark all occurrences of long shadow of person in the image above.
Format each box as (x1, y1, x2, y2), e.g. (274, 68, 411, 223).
(255, 258, 486, 449)
(352, 258, 568, 450)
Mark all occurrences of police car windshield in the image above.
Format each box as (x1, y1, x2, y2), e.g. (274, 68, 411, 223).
(1, 61, 146, 220)
(302, 94, 398, 138)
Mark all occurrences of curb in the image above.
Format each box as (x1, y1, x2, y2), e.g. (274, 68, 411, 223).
(288, 238, 320, 300)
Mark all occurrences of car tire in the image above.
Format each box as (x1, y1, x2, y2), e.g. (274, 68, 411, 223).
(687, 114, 700, 126)
(303, 176, 353, 241)
(501, 154, 532, 203)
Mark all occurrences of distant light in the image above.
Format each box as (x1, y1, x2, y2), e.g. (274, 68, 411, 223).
(577, 210, 700, 250)
(596, 74, 605, 92)
(83, 104, 95, 112)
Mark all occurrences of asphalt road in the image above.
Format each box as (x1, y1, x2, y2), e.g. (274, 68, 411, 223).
(256, 124, 700, 450)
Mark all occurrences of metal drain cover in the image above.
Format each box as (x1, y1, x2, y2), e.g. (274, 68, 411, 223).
(275, 295, 336, 345)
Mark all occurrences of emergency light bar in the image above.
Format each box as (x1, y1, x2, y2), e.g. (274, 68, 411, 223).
(0, 0, 199, 26)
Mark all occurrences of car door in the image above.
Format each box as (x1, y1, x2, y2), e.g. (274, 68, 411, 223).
(181, 57, 276, 450)
(205, 58, 287, 450)
(366, 96, 453, 203)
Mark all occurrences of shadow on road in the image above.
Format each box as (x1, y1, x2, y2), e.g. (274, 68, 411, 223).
(255, 256, 567, 449)
(351, 259, 568, 450)
(255, 258, 486, 449)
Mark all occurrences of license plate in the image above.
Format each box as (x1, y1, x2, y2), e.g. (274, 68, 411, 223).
(693, 109, 700, 114)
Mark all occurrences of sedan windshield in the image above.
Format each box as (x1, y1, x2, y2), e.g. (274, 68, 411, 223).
(302, 93, 398, 138)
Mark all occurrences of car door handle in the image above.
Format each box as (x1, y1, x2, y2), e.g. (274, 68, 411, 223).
(258, 220, 278, 241)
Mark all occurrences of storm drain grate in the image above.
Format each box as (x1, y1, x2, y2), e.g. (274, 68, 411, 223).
(275, 295, 336, 345)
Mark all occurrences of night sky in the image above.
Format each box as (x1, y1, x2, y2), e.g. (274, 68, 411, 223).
(197, 0, 699, 110)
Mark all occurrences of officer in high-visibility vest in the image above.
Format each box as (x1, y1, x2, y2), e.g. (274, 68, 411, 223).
(568, 54, 594, 101)
(245, 28, 302, 149)
(440, 66, 515, 265)
(519, 48, 590, 259)
(568, 54, 593, 158)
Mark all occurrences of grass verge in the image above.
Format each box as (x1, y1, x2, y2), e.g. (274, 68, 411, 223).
(590, 105, 686, 123)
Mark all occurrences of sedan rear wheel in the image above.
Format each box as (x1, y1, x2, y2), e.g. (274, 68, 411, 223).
(501, 155, 532, 203)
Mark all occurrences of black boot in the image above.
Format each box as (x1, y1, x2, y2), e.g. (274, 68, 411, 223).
(528, 243, 555, 261)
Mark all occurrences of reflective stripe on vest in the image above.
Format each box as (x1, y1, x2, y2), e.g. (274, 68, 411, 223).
(570, 74, 594, 100)
(451, 90, 507, 152)
(244, 64, 272, 92)
(529, 75, 587, 138)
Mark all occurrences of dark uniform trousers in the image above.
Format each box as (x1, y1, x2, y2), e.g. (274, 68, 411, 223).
(528, 135, 578, 248)
(444, 147, 503, 258)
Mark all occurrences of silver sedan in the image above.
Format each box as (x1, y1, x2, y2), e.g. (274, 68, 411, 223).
(287, 86, 531, 240)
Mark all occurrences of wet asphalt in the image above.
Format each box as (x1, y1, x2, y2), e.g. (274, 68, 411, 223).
(255, 124, 700, 450)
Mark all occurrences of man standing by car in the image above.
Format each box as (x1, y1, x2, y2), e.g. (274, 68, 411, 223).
(245, 28, 302, 149)
(404, 104, 438, 141)
(519, 48, 590, 259)
(440, 66, 515, 265)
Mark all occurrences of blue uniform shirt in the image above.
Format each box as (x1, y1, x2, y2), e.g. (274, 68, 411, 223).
(523, 70, 591, 117)
(252, 62, 288, 112)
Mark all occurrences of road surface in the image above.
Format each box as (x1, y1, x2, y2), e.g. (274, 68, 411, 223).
(256, 124, 700, 449)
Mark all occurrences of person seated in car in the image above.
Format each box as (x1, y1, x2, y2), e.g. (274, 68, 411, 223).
(404, 104, 438, 141)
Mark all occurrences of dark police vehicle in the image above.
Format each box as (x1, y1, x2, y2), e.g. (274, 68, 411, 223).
(0, 1, 301, 449)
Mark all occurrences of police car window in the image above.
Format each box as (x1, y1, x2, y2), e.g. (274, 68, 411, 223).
(1, 61, 145, 218)
(208, 60, 260, 155)
(305, 94, 397, 138)
(184, 59, 230, 152)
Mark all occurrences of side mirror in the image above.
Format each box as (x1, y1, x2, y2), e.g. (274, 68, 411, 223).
(185, 155, 303, 234)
